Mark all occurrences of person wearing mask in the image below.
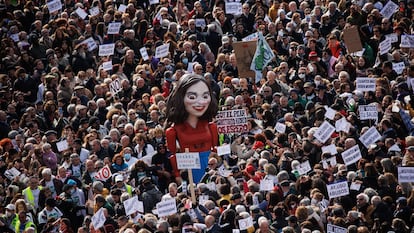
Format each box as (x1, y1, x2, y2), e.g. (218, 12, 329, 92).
(0, 204, 18, 233)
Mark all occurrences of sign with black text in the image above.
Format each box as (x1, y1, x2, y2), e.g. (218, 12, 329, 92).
(216, 109, 248, 134)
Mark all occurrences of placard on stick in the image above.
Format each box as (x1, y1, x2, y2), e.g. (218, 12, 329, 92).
(343, 27, 362, 53)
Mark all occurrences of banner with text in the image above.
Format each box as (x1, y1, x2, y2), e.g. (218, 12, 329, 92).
(356, 78, 376, 92)
(216, 109, 248, 134)
(176, 152, 201, 169)
(359, 126, 382, 148)
(341, 145, 362, 166)
(397, 167, 414, 183)
(327, 181, 349, 199)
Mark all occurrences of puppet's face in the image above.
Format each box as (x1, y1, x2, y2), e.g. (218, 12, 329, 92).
(184, 81, 211, 118)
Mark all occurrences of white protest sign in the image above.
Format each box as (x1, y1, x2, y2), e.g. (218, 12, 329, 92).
(195, 18, 206, 28)
(400, 35, 414, 48)
(156, 198, 177, 217)
(124, 196, 142, 215)
(327, 224, 347, 233)
(242, 33, 258, 42)
(359, 126, 382, 148)
(155, 43, 170, 58)
(260, 179, 274, 191)
(176, 152, 201, 169)
(225, 2, 242, 15)
(218, 165, 231, 177)
(393, 62, 405, 75)
(217, 144, 231, 156)
(350, 182, 361, 191)
(335, 117, 351, 133)
(206, 182, 216, 191)
(102, 61, 113, 71)
(98, 43, 115, 56)
(4, 167, 21, 181)
(107, 22, 121, 34)
(356, 77, 376, 92)
(238, 216, 254, 230)
(350, 48, 365, 57)
(94, 165, 112, 181)
(324, 107, 336, 120)
(380, 0, 399, 19)
(322, 144, 338, 155)
(56, 140, 68, 152)
(275, 122, 286, 133)
(91, 207, 106, 230)
(139, 47, 149, 61)
(109, 78, 121, 95)
(233, 230, 241, 233)
(10, 33, 19, 42)
(118, 4, 127, 13)
(216, 109, 248, 134)
(327, 181, 349, 199)
(397, 167, 414, 183)
(187, 62, 194, 73)
(198, 195, 209, 206)
(341, 145, 362, 166)
(149, 0, 160, 5)
(322, 156, 337, 169)
(389, 144, 401, 152)
(314, 121, 335, 143)
(379, 38, 392, 55)
(83, 37, 97, 51)
(89, 7, 100, 16)
(47, 0, 62, 13)
(359, 105, 378, 121)
(297, 160, 312, 175)
(75, 8, 88, 19)
(385, 33, 398, 43)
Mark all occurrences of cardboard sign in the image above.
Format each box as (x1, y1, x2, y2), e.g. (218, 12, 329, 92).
(359, 126, 382, 148)
(356, 77, 376, 92)
(327, 224, 347, 233)
(91, 207, 106, 230)
(397, 167, 414, 183)
(324, 107, 336, 120)
(341, 145, 362, 166)
(156, 198, 177, 217)
(225, 2, 242, 15)
(83, 37, 97, 51)
(379, 38, 392, 55)
(314, 121, 335, 143)
(75, 7, 88, 19)
(108, 22, 121, 34)
(124, 196, 142, 215)
(89, 7, 100, 16)
(343, 27, 362, 53)
(94, 165, 112, 181)
(359, 105, 378, 121)
(56, 140, 68, 152)
(176, 153, 201, 169)
(47, 0, 62, 13)
(216, 109, 248, 134)
(322, 144, 338, 155)
(217, 144, 231, 156)
(260, 179, 274, 191)
(232, 41, 256, 79)
(322, 156, 337, 169)
(380, 0, 399, 19)
(385, 33, 398, 43)
(98, 43, 115, 56)
(139, 47, 149, 61)
(327, 181, 349, 199)
(155, 43, 170, 58)
(102, 61, 113, 71)
(393, 62, 405, 75)
(275, 122, 286, 133)
(238, 216, 253, 230)
(195, 18, 206, 28)
(400, 35, 414, 48)
(297, 160, 312, 175)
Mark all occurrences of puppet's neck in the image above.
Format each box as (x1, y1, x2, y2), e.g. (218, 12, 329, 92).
(186, 115, 199, 129)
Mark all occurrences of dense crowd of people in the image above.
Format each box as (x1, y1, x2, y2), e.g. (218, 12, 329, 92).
(0, 0, 413, 232)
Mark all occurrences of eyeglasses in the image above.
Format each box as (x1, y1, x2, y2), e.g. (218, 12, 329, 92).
(208, 163, 215, 166)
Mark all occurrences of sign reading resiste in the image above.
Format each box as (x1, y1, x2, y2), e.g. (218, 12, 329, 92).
(176, 152, 201, 170)
(216, 109, 248, 134)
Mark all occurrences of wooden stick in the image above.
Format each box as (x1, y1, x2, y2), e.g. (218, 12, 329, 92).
(185, 148, 197, 205)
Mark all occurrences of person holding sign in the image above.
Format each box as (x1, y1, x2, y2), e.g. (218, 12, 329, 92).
(165, 74, 218, 184)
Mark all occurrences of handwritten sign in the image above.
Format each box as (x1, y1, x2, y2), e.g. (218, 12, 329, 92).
(327, 224, 347, 233)
(356, 77, 376, 92)
(107, 22, 121, 34)
(91, 207, 106, 230)
(314, 121, 335, 143)
(102, 61, 113, 71)
(124, 196, 141, 215)
(47, 0, 62, 13)
(216, 109, 248, 134)
(176, 153, 201, 169)
(238, 216, 253, 230)
(327, 181, 349, 199)
(380, 0, 399, 19)
(341, 145, 362, 166)
(359, 105, 378, 121)
(393, 62, 405, 75)
(397, 167, 414, 183)
(98, 43, 115, 56)
(156, 198, 177, 217)
(359, 126, 382, 148)
(275, 122, 286, 133)
(217, 144, 231, 156)
(155, 43, 169, 58)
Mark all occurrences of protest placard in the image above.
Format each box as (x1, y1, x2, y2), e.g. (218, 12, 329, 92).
(385, 33, 398, 43)
(217, 144, 231, 156)
(356, 77, 376, 92)
(324, 107, 336, 120)
(91, 207, 106, 230)
(238, 216, 254, 230)
(89, 7, 100, 16)
(4, 167, 21, 181)
(232, 41, 256, 78)
(98, 43, 115, 56)
(322, 156, 337, 169)
(322, 144, 338, 155)
(83, 37, 97, 51)
(102, 61, 113, 71)
(118, 4, 127, 13)
(314, 121, 335, 143)
(156, 198, 177, 217)
(218, 165, 232, 177)
(297, 160, 312, 175)
(225, 2, 242, 15)
(94, 165, 112, 181)
(380, 0, 399, 19)
(359, 105, 378, 121)
(10, 33, 19, 42)
(341, 145, 362, 166)
(397, 167, 414, 183)
(198, 195, 209, 206)
(393, 62, 405, 75)
(400, 35, 414, 48)
(327, 181, 349, 199)
(47, 0, 62, 13)
(327, 224, 347, 233)
(260, 179, 274, 191)
(195, 18, 206, 28)
(108, 22, 121, 34)
(75, 8, 88, 19)
(335, 117, 351, 133)
(155, 43, 169, 58)
(56, 140, 68, 152)
(176, 152, 201, 169)
(359, 126, 382, 148)
(216, 109, 248, 134)
(109, 78, 121, 95)
(343, 27, 362, 53)
(139, 47, 149, 61)
(379, 38, 392, 55)
(242, 32, 258, 42)
(350, 182, 361, 191)
(275, 122, 286, 133)
(150, 0, 160, 5)
(124, 196, 142, 216)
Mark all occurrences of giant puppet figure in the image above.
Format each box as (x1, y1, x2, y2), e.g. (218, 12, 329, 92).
(165, 74, 218, 183)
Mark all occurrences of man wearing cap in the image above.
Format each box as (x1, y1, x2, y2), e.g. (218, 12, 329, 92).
(112, 174, 133, 197)
(0, 204, 18, 233)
